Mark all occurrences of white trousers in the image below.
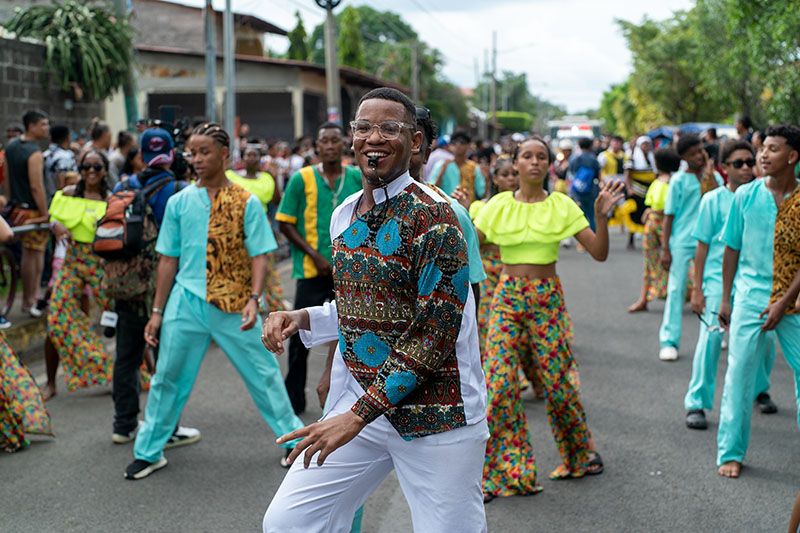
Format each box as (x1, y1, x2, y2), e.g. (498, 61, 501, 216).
(263, 399, 489, 533)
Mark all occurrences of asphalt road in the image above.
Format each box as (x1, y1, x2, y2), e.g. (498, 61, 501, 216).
(2, 231, 799, 532)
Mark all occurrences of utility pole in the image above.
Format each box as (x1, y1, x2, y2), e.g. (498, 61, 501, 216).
(483, 49, 489, 113)
(474, 57, 486, 138)
(223, 0, 235, 137)
(411, 39, 419, 102)
(490, 31, 498, 140)
(204, 0, 216, 122)
(111, 0, 137, 129)
(315, 0, 343, 124)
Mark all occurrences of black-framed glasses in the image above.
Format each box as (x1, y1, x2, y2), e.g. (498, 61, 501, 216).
(415, 106, 430, 121)
(80, 163, 104, 172)
(726, 158, 756, 169)
(695, 311, 725, 333)
(350, 120, 415, 141)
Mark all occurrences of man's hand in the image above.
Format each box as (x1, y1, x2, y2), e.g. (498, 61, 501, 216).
(277, 411, 367, 468)
(240, 298, 258, 331)
(317, 369, 331, 409)
(261, 309, 310, 355)
(660, 247, 672, 271)
(759, 300, 787, 331)
(450, 186, 471, 210)
(690, 287, 705, 315)
(311, 251, 333, 277)
(718, 299, 732, 330)
(144, 313, 163, 347)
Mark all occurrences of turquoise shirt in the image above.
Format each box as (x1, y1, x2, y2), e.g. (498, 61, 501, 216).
(664, 170, 723, 250)
(156, 184, 276, 305)
(437, 190, 486, 284)
(692, 186, 733, 297)
(427, 159, 486, 199)
(721, 179, 776, 310)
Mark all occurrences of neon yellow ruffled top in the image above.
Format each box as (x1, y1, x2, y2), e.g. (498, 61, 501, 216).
(226, 169, 275, 212)
(468, 199, 486, 220)
(49, 190, 107, 243)
(473, 191, 589, 264)
(644, 179, 669, 211)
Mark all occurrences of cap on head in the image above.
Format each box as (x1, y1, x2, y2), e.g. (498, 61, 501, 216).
(559, 139, 574, 151)
(141, 128, 175, 167)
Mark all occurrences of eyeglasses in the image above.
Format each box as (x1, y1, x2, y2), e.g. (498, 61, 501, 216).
(415, 106, 431, 121)
(726, 158, 756, 169)
(80, 163, 104, 172)
(350, 120, 415, 141)
(695, 311, 725, 333)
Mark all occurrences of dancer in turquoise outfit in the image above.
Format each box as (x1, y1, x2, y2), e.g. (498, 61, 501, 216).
(684, 140, 775, 430)
(716, 125, 800, 478)
(658, 134, 723, 361)
(125, 123, 304, 480)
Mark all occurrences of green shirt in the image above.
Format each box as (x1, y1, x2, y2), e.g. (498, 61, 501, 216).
(276, 165, 363, 279)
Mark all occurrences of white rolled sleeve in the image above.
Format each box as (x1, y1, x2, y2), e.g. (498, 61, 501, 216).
(299, 301, 339, 348)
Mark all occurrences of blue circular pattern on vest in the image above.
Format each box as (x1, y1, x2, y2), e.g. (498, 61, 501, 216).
(385, 371, 418, 404)
(352, 332, 390, 367)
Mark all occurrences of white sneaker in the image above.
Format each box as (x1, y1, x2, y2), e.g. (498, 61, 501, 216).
(721, 337, 728, 350)
(23, 306, 43, 318)
(164, 426, 200, 449)
(112, 420, 143, 444)
(659, 346, 679, 361)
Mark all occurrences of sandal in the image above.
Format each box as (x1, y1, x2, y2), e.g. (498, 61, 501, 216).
(483, 491, 495, 504)
(586, 451, 604, 476)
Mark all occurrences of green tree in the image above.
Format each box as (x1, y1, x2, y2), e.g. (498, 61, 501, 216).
(337, 6, 365, 70)
(286, 10, 309, 61)
(473, 71, 566, 133)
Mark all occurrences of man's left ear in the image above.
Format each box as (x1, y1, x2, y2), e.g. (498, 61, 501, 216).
(411, 130, 423, 152)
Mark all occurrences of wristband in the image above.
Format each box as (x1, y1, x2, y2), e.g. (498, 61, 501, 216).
(249, 293, 260, 301)
(152, 307, 164, 315)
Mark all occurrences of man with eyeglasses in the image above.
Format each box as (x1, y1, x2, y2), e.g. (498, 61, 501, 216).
(430, 129, 486, 203)
(716, 124, 800, 479)
(684, 139, 775, 431)
(262, 88, 488, 533)
(276, 122, 362, 417)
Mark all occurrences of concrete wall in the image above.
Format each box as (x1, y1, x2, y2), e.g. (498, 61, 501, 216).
(0, 38, 104, 138)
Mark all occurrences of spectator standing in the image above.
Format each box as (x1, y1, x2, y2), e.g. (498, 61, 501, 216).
(569, 137, 602, 231)
(3, 110, 50, 317)
(430, 130, 486, 202)
(422, 135, 453, 183)
(275, 122, 362, 415)
(108, 130, 136, 185)
(43, 125, 76, 199)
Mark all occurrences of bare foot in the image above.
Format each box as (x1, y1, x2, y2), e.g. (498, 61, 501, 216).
(718, 461, 741, 478)
(628, 300, 648, 313)
(40, 383, 57, 401)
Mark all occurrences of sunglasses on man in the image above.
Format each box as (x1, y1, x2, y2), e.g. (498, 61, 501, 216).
(725, 158, 755, 169)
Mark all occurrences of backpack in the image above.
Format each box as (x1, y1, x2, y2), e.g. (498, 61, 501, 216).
(94, 176, 175, 301)
(571, 165, 596, 194)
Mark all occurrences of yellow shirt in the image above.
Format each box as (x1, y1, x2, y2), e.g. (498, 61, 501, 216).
(49, 191, 107, 243)
(645, 179, 669, 211)
(226, 169, 276, 212)
(473, 191, 588, 264)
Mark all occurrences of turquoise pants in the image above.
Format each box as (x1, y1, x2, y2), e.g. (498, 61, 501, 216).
(684, 294, 775, 411)
(717, 305, 800, 466)
(134, 285, 304, 463)
(659, 246, 695, 349)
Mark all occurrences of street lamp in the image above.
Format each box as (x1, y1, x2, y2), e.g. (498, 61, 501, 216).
(315, 0, 342, 124)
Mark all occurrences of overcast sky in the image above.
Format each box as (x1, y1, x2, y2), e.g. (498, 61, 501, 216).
(176, 0, 694, 113)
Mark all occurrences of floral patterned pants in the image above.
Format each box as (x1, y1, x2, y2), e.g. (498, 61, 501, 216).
(482, 274, 590, 497)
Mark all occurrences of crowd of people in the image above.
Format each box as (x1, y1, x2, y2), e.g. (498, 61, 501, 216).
(1, 94, 799, 532)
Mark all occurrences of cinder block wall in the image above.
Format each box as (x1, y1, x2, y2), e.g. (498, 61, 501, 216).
(0, 37, 104, 138)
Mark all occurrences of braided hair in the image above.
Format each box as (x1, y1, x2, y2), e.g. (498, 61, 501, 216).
(487, 154, 515, 198)
(75, 149, 110, 199)
(191, 122, 231, 149)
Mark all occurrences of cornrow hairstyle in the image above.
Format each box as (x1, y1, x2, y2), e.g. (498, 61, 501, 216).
(191, 122, 231, 149)
(512, 135, 553, 164)
(75, 149, 110, 199)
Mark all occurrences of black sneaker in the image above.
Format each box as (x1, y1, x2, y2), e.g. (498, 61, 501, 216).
(124, 458, 167, 480)
(755, 393, 778, 414)
(686, 409, 708, 430)
(280, 448, 294, 468)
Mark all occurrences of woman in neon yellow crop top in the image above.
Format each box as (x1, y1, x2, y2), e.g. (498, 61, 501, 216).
(42, 149, 113, 400)
(473, 136, 624, 500)
(628, 147, 693, 312)
(226, 146, 285, 312)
